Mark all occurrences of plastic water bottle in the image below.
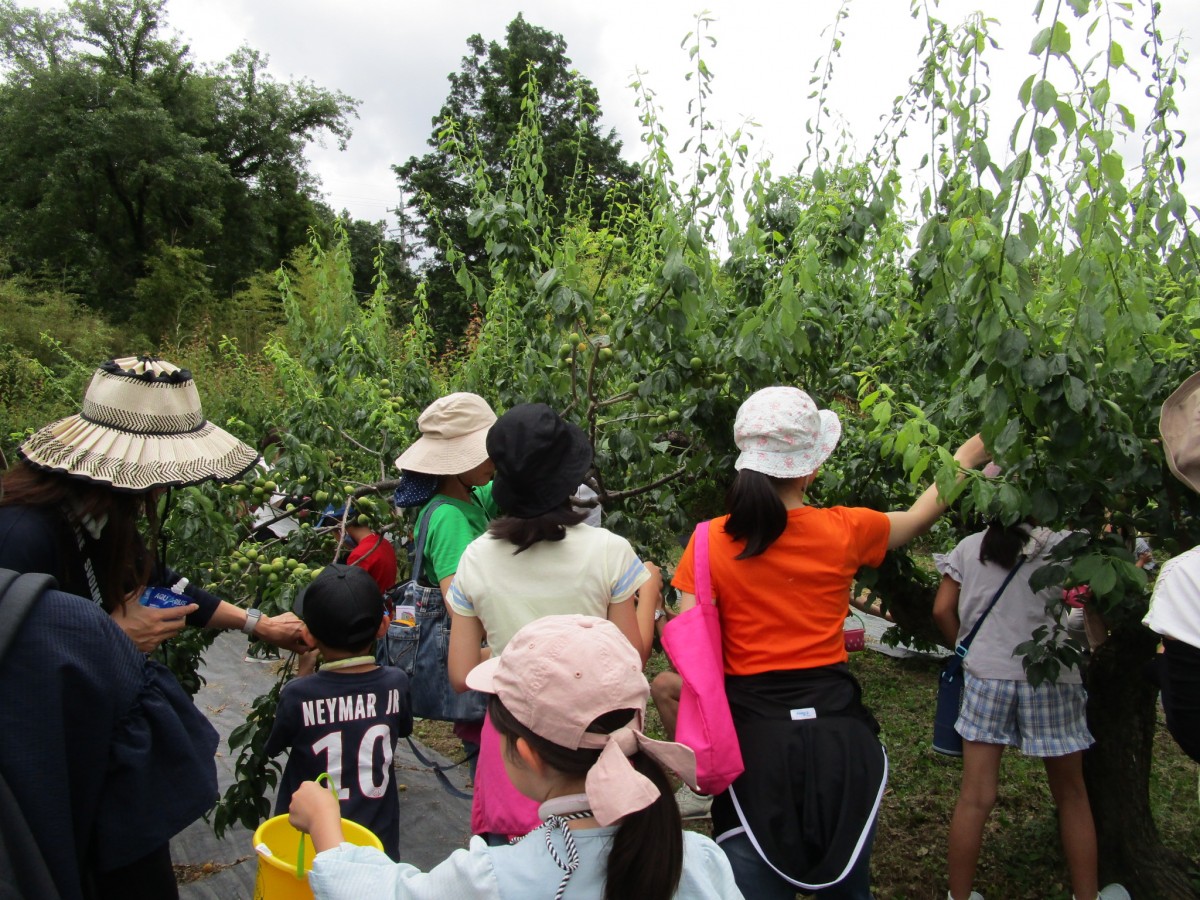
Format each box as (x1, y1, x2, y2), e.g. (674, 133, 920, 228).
(138, 577, 192, 609)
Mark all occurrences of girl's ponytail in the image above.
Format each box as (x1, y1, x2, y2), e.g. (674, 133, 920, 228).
(725, 468, 789, 558)
(488, 696, 685, 900)
(604, 750, 683, 900)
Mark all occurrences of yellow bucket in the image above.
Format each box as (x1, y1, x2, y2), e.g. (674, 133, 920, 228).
(252, 814, 383, 899)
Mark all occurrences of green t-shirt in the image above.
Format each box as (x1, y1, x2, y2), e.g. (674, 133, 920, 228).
(419, 481, 499, 585)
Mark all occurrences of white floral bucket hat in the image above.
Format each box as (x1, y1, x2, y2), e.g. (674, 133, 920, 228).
(734, 386, 842, 479)
(20, 357, 258, 492)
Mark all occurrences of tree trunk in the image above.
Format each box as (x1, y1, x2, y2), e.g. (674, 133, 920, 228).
(1084, 625, 1199, 898)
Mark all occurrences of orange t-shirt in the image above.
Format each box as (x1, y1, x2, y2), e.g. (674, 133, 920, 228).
(672, 507, 890, 676)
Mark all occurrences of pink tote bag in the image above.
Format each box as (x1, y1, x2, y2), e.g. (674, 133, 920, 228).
(661, 520, 745, 795)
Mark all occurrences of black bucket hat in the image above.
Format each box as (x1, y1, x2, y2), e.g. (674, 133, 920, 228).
(487, 404, 593, 519)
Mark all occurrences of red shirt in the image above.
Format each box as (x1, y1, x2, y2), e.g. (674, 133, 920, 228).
(347, 534, 398, 593)
(673, 507, 890, 675)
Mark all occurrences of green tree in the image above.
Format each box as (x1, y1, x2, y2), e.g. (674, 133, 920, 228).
(394, 13, 640, 343)
(0, 0, 357, 324)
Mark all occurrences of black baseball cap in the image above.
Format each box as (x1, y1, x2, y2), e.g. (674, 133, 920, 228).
(294, 564, 385, 651)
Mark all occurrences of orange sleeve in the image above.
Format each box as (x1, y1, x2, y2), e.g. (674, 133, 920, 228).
(850, 507, 891, 568)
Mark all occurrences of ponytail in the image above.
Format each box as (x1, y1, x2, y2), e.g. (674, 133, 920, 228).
(488, 696, 684, 900)
(725, 468, 789, 558)
(603, 751, 683, 900)
(979, 520, 1030, 569)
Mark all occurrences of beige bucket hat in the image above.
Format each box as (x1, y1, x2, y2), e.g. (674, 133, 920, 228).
(393, 392, 496, 475)
(19, 357, 258, 492)
(1161, 369, 1200, 495)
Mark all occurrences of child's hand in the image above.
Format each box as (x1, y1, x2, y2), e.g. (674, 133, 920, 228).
(289, 781, 344, 852)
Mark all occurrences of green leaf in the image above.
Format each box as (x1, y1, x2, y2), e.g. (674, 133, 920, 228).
(1109, 41, 1124, 68)
(995, 328, 1029, 366)
(1063, 376, 1088, 413)
(1033, 126, 1057, 156)
(1049, 22, 1071, 55)
(1004, 235, 1031, 265)
(1030, 27, 1052, 56)
(1032, 80, 1057, 113)
(1090, 561, 1117, 597)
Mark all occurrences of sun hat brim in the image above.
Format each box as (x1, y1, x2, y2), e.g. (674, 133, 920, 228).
(20, 413, 259, 492)
(1161, 370, 1200, 495)
(734, 408, 842, 479)
(393, 427, 491, 476)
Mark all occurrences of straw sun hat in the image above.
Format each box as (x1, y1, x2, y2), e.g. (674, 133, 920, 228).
(19, 357, 258, 492)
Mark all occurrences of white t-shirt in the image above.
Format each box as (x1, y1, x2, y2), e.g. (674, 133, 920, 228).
(1143, 544, 1200, 647)
(310, 828, 745, 900)
(943, 528, 1082, 683)
(448, 524, 650, 654)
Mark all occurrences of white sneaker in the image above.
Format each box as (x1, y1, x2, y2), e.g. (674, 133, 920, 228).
(674, 784, 712, 819)
(1073, 887, 1131, 900)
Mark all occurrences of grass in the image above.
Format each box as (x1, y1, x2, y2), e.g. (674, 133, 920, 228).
(413, 646, 1200, 898)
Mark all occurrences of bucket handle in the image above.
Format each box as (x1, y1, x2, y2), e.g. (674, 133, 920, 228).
(296, 773, 338, 879)
(845, 611, 865, 629)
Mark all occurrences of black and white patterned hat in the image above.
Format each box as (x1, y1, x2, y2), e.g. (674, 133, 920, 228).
(20, 357, 258, 492)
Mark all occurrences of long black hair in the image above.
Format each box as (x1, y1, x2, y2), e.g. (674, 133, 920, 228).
(488, 695, 684, 900)
(488, 500, 588, 555)
(1, 460, 155, 610)
(724, 468, 800, 559)
(979, 520, 1031, 569)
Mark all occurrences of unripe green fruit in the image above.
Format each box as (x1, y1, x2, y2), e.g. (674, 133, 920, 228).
(668, 409, 681, 423)
(598, 347, 614, 363)
(690, 356, 703, 370)
(611, 236, 626, 250)
(568, 332, 581, 345)
(558, 343, 573, 359)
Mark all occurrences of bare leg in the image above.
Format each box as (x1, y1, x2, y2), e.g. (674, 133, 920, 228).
(650, 670, 682, 741)
(1043, 751, 1098, 900)
(947, 739, 1004, 899)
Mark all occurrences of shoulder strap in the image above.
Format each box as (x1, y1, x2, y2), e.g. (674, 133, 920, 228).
(411, 497, 452, 586)
(0, 569, 62, 900)
(0, 570, 56, 667)
(955, 558, 1025, 660)
(693, 521, 713, 606)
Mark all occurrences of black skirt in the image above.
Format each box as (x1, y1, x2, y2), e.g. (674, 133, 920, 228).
(712, 664, 887, 890)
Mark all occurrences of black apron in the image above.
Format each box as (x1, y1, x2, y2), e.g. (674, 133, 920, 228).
(712, 664, 887, 891)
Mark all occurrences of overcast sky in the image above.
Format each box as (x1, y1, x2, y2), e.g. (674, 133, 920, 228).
(27, 0, 1200, 230)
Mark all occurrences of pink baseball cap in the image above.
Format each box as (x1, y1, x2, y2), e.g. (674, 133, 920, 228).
(466, 615, 698, 825)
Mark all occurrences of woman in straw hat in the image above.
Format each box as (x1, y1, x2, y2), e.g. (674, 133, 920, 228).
(0, 357, 309, 654)
(445, 402, 664, 842)
(1143, 370, 1200, 763)
(290, 615, 743, 900)
(669, 386, 989, 899)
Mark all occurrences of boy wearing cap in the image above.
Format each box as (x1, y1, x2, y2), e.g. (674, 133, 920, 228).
(265, 564, 412, 860)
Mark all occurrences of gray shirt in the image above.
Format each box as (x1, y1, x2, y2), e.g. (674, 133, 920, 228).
(944, 529, 1082, 683)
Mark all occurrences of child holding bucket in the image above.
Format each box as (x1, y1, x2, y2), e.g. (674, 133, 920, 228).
(266, 564, 412, 861)
(288, 615, 744, 899)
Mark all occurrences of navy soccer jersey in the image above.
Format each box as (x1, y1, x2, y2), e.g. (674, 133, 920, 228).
(266, 666, 412, 860)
